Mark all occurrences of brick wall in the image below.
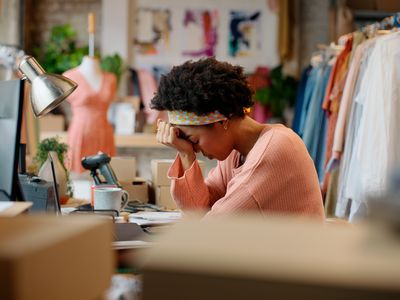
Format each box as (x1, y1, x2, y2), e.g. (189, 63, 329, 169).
(24, 0, 101, 54)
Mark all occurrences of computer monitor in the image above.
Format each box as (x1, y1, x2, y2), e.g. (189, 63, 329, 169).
(0, 79, 24, 202)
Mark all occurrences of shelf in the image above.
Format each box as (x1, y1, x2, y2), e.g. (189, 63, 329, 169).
(40, 131, 166, 149)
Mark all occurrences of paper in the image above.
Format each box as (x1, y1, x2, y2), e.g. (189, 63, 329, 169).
(129, 211, 181, 226)
(112, 240, 153, 250)
(0, 202, 13, 212)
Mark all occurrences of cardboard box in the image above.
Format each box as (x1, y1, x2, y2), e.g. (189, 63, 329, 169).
(151, 159, 174, 186)
(0, 215, 114, 300)
(151, 159, 205, 186)
(38, 114, 64, 131)
(141, 215, 400, 299)
(155, 186, 177, 210)
(110, 156, 137, 182)
(121, 177, 149, 203)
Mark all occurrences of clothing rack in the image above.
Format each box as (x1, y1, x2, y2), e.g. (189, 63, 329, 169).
(362, 12, 400, 36)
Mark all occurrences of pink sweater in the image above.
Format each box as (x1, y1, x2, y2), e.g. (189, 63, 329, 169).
(168, 124, 325, 219)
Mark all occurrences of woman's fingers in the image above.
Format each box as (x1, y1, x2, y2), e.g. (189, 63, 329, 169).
(156, 121, 173, 145)
(156, 121, 195, 156)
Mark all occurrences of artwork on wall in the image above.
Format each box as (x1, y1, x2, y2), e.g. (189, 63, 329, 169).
(133, 0, 278, 73)
(181, 9, 218, 57)
(134, 7, 172, 56)
(228, 11, 261, 57)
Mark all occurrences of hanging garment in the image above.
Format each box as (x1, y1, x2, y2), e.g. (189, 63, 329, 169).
(292, 66, 311, 134)
(302, 63, 332, 182)
(335, 38, 376, 218)
(63, 68, 117, 173)
(297, 66, 320, 137)
(340, 32, 400, 221)
(331, 36, 367, 160)
(321, 35, 353, 194)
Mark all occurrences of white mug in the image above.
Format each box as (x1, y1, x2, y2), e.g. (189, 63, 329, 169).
(93, 187, 129, 212)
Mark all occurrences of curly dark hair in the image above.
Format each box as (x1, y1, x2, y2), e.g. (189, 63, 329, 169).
(150, 57, 254, 118)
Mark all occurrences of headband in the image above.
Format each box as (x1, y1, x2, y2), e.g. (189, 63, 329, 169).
(168, 110, 227, 125)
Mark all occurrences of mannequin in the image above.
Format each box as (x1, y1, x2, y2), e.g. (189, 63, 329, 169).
(62, 12, 117, 174)
(77, 56, 103, 92)
(63, 59, 117, 173)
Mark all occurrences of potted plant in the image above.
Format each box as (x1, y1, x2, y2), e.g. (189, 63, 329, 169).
(253, 65, 297, 123)
(34, 137, 72, 204)
(34, 24, 88, 74)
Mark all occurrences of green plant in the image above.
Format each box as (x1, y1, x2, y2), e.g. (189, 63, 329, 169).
(254, 65, 298, 119)
(35, 137, 69, 170)
(34, 137, 73, 197)
(100, 53, 123, 85)
(34, 24, 88, 74)
(35, 24, 124, 84)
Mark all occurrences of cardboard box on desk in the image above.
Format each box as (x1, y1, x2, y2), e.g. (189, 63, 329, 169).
(0, 215, 114, 300)
(120, 177, 149, 203)
(151, 159, 205, 186)
(155, 186, 177, 210)
(111, 156, 137, 182)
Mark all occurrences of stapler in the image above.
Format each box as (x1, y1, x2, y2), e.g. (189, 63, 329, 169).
(81, 152, 121, 187)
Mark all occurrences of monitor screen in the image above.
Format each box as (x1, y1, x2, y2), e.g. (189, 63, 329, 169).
(0, 79, 24, 201)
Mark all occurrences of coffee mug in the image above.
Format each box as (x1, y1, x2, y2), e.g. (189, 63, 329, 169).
(93, 187, 129, 212)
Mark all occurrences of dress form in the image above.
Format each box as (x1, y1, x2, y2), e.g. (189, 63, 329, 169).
(77, 56, 103, 92)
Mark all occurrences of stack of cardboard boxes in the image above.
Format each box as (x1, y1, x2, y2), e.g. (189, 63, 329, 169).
(151, 159, 204, 210)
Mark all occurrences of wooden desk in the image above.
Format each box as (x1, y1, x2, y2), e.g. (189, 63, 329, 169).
(0, 202, 32, 217)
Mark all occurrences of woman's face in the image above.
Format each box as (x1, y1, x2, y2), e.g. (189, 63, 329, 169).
(176, 123, 233, 160)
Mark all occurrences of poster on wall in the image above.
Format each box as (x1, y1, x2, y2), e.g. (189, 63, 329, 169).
(228, 11, 261, 58)
(181, 9, 219, 57)
(134, 7, 172, 56)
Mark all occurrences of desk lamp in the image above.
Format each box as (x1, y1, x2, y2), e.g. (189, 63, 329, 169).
(18, 55, 77, 117)
(16, 55, 77, 202)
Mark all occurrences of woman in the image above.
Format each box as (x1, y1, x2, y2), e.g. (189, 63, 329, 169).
(151, 58, 324, 219)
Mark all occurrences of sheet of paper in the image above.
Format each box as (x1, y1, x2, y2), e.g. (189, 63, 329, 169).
(128, 211, 182, 226)
(0, 202, 13, 212)
(112, 240, 153, 250)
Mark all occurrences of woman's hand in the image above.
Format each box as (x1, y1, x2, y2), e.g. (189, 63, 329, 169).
(156, 120, 196, 171)
(156, 120, 194, 155)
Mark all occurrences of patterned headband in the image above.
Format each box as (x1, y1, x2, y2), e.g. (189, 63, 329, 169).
(168, 110, 227, 125)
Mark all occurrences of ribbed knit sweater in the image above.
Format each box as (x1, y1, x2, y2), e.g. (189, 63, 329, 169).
(168, 124, 325, 219)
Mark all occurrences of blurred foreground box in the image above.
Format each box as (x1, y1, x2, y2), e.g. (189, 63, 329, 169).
(140, 215, 400, 300)
(0, 215, 114, 300)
